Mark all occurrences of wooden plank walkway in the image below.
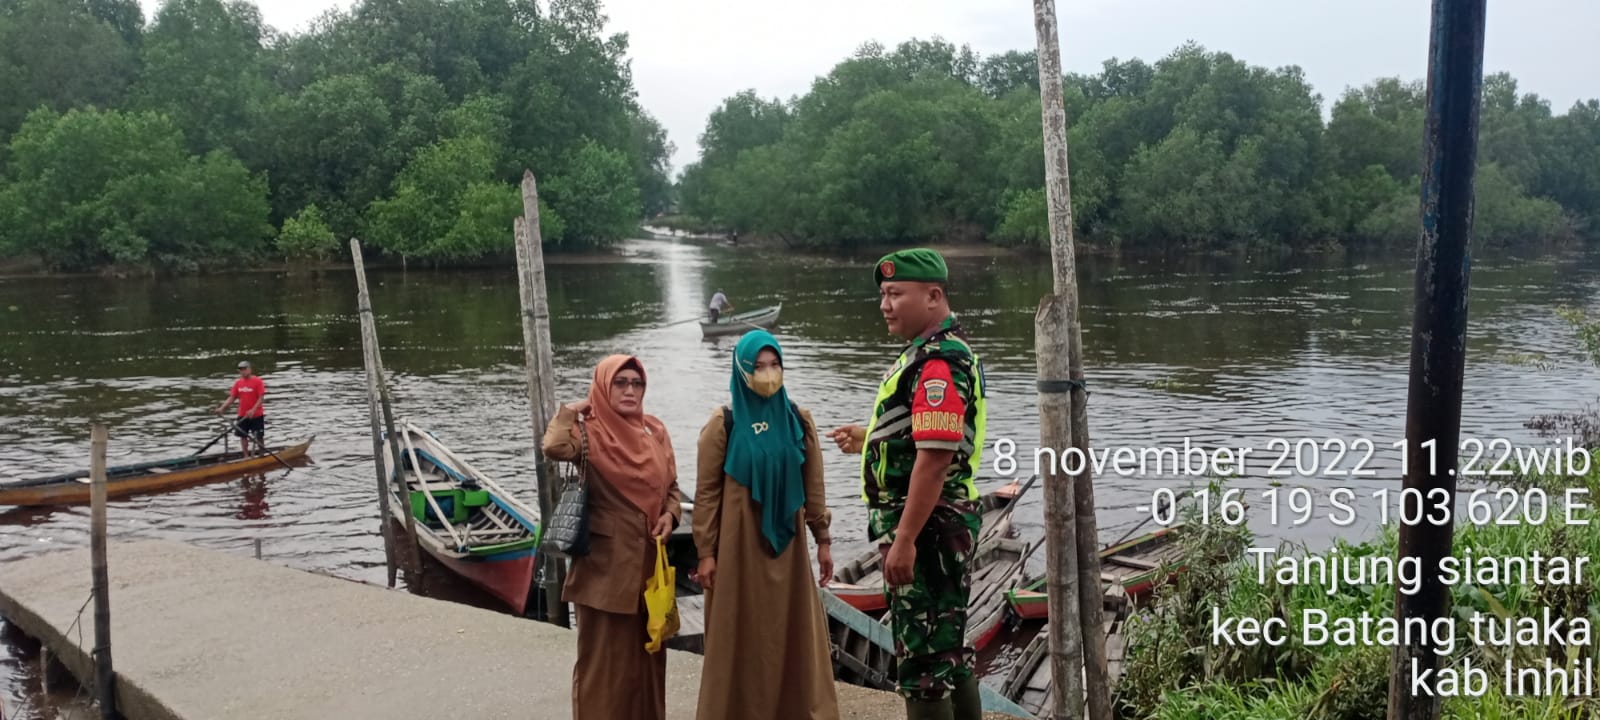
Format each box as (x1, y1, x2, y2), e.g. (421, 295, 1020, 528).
(0, 540, 1016, 719)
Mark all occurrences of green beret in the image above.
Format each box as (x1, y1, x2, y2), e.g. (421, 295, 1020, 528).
(874, 248, 948, 286)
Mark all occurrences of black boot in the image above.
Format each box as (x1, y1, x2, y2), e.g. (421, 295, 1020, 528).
(903, 697, 956, 720)
(951, 675, 983, 720)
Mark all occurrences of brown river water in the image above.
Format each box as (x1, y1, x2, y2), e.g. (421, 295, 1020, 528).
(3, 238, 1599, 716)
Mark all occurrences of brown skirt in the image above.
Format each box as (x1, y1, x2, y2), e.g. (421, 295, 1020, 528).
(572, 602, 666, 720)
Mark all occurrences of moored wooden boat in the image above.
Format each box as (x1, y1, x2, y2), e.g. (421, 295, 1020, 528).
(824, 481, 1037, 656)
(700, 303, 781, 337)
(649, 499, 704, 595)
(829, 480, 1032, 614)
(818, 588, 1036, 718)
(999, 601, 1129, 719)
(0, 439, 315, 506)
(1006, 524, 1188, 621)
(388, 423, 542, 616)
(826, 553, 888, 613)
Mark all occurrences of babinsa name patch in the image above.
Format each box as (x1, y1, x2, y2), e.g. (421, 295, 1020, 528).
(911, 411, 962, 433)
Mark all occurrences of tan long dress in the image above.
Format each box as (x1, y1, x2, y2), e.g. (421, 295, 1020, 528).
(543, 404, 685, 720)
(693, 406, 842, 720)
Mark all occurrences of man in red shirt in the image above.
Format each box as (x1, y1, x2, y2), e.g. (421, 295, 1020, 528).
(215, 360, 266, 456)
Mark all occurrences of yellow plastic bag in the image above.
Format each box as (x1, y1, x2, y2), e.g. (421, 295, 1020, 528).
(643, 537, 679, 653)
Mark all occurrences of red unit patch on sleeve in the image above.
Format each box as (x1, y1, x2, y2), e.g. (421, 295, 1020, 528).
(911, 359, 964, 444)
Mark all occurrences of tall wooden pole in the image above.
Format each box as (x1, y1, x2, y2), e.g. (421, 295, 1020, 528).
(517, 170, 568, 627)
(89, 424, 115, 720)
(1032, 1, 1111, 718)
(1388, 1, 1485, 718)
(352, 238, 399, 587)
(351, 238, 423, 588)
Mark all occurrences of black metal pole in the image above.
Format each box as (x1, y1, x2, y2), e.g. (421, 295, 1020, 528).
(1389, 1, 1486, 719)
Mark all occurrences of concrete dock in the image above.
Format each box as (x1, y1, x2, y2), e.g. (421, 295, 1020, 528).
(0, 540, 1016, 719)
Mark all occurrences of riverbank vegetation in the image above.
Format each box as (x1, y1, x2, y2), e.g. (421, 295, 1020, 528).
(1116, 312, 1600, 719)
(0, 0, 671, 271)
(1118, 475, 1599, 719)
(5, 5, 1596, 271)
(678, 40, 1600, 252)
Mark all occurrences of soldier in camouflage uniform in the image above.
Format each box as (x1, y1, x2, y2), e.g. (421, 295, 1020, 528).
(829, 248, 987, 720)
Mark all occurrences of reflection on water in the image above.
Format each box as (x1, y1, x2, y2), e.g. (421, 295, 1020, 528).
(1, 619, 92, 719)
(3, 238, 1600, 714)
(233, 474, 272, 521)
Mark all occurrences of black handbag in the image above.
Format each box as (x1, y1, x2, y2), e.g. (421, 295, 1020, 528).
(540, 417, 592, 559)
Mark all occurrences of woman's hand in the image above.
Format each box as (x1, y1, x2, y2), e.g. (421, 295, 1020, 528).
(696, 557, 716, 590)
(816, 544, 833, 587)
(652, 512, 674, 540)
(566, 398, 591, 415)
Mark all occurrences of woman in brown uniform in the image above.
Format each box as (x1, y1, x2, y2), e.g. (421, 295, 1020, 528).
(693, 330, 841, 719)
(542, 354, 685, 720)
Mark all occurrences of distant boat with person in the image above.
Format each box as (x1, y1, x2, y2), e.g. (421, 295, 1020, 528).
(0, 439, 315, 507)
(700, 303, 781, 338)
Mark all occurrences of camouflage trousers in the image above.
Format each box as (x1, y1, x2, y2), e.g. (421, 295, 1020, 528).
(872, 501, 981, 701)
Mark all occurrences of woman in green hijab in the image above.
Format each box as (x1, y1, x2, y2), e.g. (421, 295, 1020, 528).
(693, 330, 841, 720)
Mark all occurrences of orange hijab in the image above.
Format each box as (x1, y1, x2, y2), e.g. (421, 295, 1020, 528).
(576, 355, 676, 516)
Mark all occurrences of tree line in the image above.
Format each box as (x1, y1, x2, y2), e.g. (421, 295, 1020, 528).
(0, 0, 672, 271)
(677, 40, 1600, 252)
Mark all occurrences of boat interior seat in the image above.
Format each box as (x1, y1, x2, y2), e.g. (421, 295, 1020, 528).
(1109, 556, 1162, 570)
(410, 487, 484, 525)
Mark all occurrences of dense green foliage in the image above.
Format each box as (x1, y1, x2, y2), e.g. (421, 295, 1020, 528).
(681, 40, 1600, 250)
(275, 204, 338, 262)
(0, 0, 672, 270)
(0, 107, 271, 270)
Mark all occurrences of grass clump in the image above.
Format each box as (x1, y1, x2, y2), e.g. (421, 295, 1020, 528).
(1115, 472, 1600, 720)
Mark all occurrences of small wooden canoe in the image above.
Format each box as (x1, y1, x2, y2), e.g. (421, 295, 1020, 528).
(829, 481, 1031, 614)
(999, 594, 1130, 718)
(826, 482, 1036, 657)
(665, 500, 702, 595)
(0, 439, 314, 506)
(388, 424, 542, 616)
(700, 303, 781, 338)
(1006, 524, 1188, 621)
(819, 588, 1036, 718)
(956, 531, 1031, 653)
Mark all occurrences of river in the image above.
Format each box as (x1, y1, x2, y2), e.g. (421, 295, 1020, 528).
(2, 238, 1598, 717)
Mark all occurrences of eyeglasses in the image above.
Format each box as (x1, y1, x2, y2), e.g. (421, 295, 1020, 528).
(612, 378, 646, 390)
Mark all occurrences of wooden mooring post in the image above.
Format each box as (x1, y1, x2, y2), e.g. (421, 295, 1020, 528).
(514, 170, 568, 627)
(1030, 1, 1111, 718)
(89, 424, 116, 719)
(1389, 2, 1486, 719)
(39, 646, 70, 693)
(351, 238, 423, 589)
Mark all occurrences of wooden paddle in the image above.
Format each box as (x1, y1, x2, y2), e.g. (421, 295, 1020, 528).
(979, 472, 1040, 546)
(198, 417, 298, 475)
(658, 315, 709, 328)
(243, 422, 299, 475)
(1107, 488, 1191, 548)
(658, 309, 742, 329)
(190, 422, 236, 456)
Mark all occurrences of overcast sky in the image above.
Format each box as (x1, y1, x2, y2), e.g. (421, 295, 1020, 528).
(142, 0, 1599, 175)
